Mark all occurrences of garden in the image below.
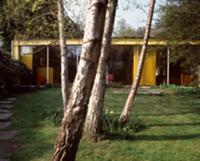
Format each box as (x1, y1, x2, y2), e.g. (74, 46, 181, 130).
(10, 87, 200, 161)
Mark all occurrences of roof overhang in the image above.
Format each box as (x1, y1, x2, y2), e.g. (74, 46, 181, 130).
(12, 38, 200, 46)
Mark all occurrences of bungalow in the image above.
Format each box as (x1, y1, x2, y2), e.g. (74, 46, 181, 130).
(11, 38, 200, 86)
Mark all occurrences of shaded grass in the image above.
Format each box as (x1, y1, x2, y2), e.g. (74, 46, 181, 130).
(11, 87, 200, 161)
(11, 88, 62, 161)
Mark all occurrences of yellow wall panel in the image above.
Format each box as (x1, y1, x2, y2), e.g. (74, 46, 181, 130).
(133, 47, 156, 85)
(21, 54, 33, 70)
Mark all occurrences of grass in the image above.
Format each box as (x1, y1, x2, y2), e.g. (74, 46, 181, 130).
(10, 87, 200, 161)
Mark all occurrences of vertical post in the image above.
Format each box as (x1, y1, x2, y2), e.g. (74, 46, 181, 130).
(76, 46, 79, 70)
(47, 45, 50, 84)
(167, 46, 170, 85)
(198, 65, 200, 88)
(12, 40, 20, 60)
(106, 64, 109, 85)
(11, 41, 14, 59)
(132, 47, 134, 83)
(136, 46, 139, 62)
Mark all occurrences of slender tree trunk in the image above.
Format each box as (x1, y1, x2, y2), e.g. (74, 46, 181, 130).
(58, 0, 68, 110)
(51, 1, 107, 161)
(84, 0, 118, 141)
(119, 0, 156, 127)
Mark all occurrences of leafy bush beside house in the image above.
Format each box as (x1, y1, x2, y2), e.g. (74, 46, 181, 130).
(0, 51, 32, 98)
(156, 0, 200, 83)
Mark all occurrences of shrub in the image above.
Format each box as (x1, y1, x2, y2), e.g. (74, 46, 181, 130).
(175, 86, 200, 96)
(0, 51, 32, 97)
(102, 113, 146, 134)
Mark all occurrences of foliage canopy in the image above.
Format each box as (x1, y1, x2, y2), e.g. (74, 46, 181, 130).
(0, 0, 82, 49)
(156, 0, 200, 70)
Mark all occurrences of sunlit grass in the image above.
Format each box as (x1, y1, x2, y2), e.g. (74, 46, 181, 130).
(11, 87, 200, 161)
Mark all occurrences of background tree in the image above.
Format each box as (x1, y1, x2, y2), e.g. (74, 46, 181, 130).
(0, 0, 82, 50)
(114, 18, 137, 37)
(114, 19, 146, 38)
(156, 0, 200, 71)
(58, 0, 68, 110)
(119, 0, 156, 127)
(84, 0, 118, 141)
(51, 0, 107, 160)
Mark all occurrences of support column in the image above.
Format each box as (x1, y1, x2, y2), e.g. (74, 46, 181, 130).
(76, 46, 79, 70)
(11, 40, 20, 60)
(106, 64, 109, 85)
(46, 45, 50, 84)
(167, 46, 170, 85)
(197, 66, 200, 88)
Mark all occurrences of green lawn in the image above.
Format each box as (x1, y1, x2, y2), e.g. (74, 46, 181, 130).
(11, 87, 200, 161)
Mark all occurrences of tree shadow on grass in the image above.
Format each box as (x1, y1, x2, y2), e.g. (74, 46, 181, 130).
(10, 91, 60, 161)
(105, 133, 200, 141)
(136, 111, 200, 116)
(147, 122, 200, 127)
(104, 121, 200, 141)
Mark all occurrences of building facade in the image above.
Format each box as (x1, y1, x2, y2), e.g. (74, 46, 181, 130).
(11, 38, 200, 86)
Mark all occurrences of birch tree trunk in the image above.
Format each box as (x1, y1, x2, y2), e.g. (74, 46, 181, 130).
(58, 0, 68, 110)
(84, 0, 118, 141)
(51, 0, 107, 161)
(119, 0, 156, 127)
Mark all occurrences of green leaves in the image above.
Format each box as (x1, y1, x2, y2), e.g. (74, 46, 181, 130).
(157, 0, 200, 40)
(0, 51, 32, 97)
(32, 0, 45, 12)
(0, 0, 83, 49)
(156, 0, 200, 69)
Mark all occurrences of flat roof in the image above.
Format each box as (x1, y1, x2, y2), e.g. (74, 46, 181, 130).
(12, 38, 200, 46)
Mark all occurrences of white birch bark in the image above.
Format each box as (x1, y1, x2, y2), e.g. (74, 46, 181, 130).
(119, 0, 156, 127)
(84, 0, 118, 140)
(51, 0, 107, 160)
(58, 0, 68, 110)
